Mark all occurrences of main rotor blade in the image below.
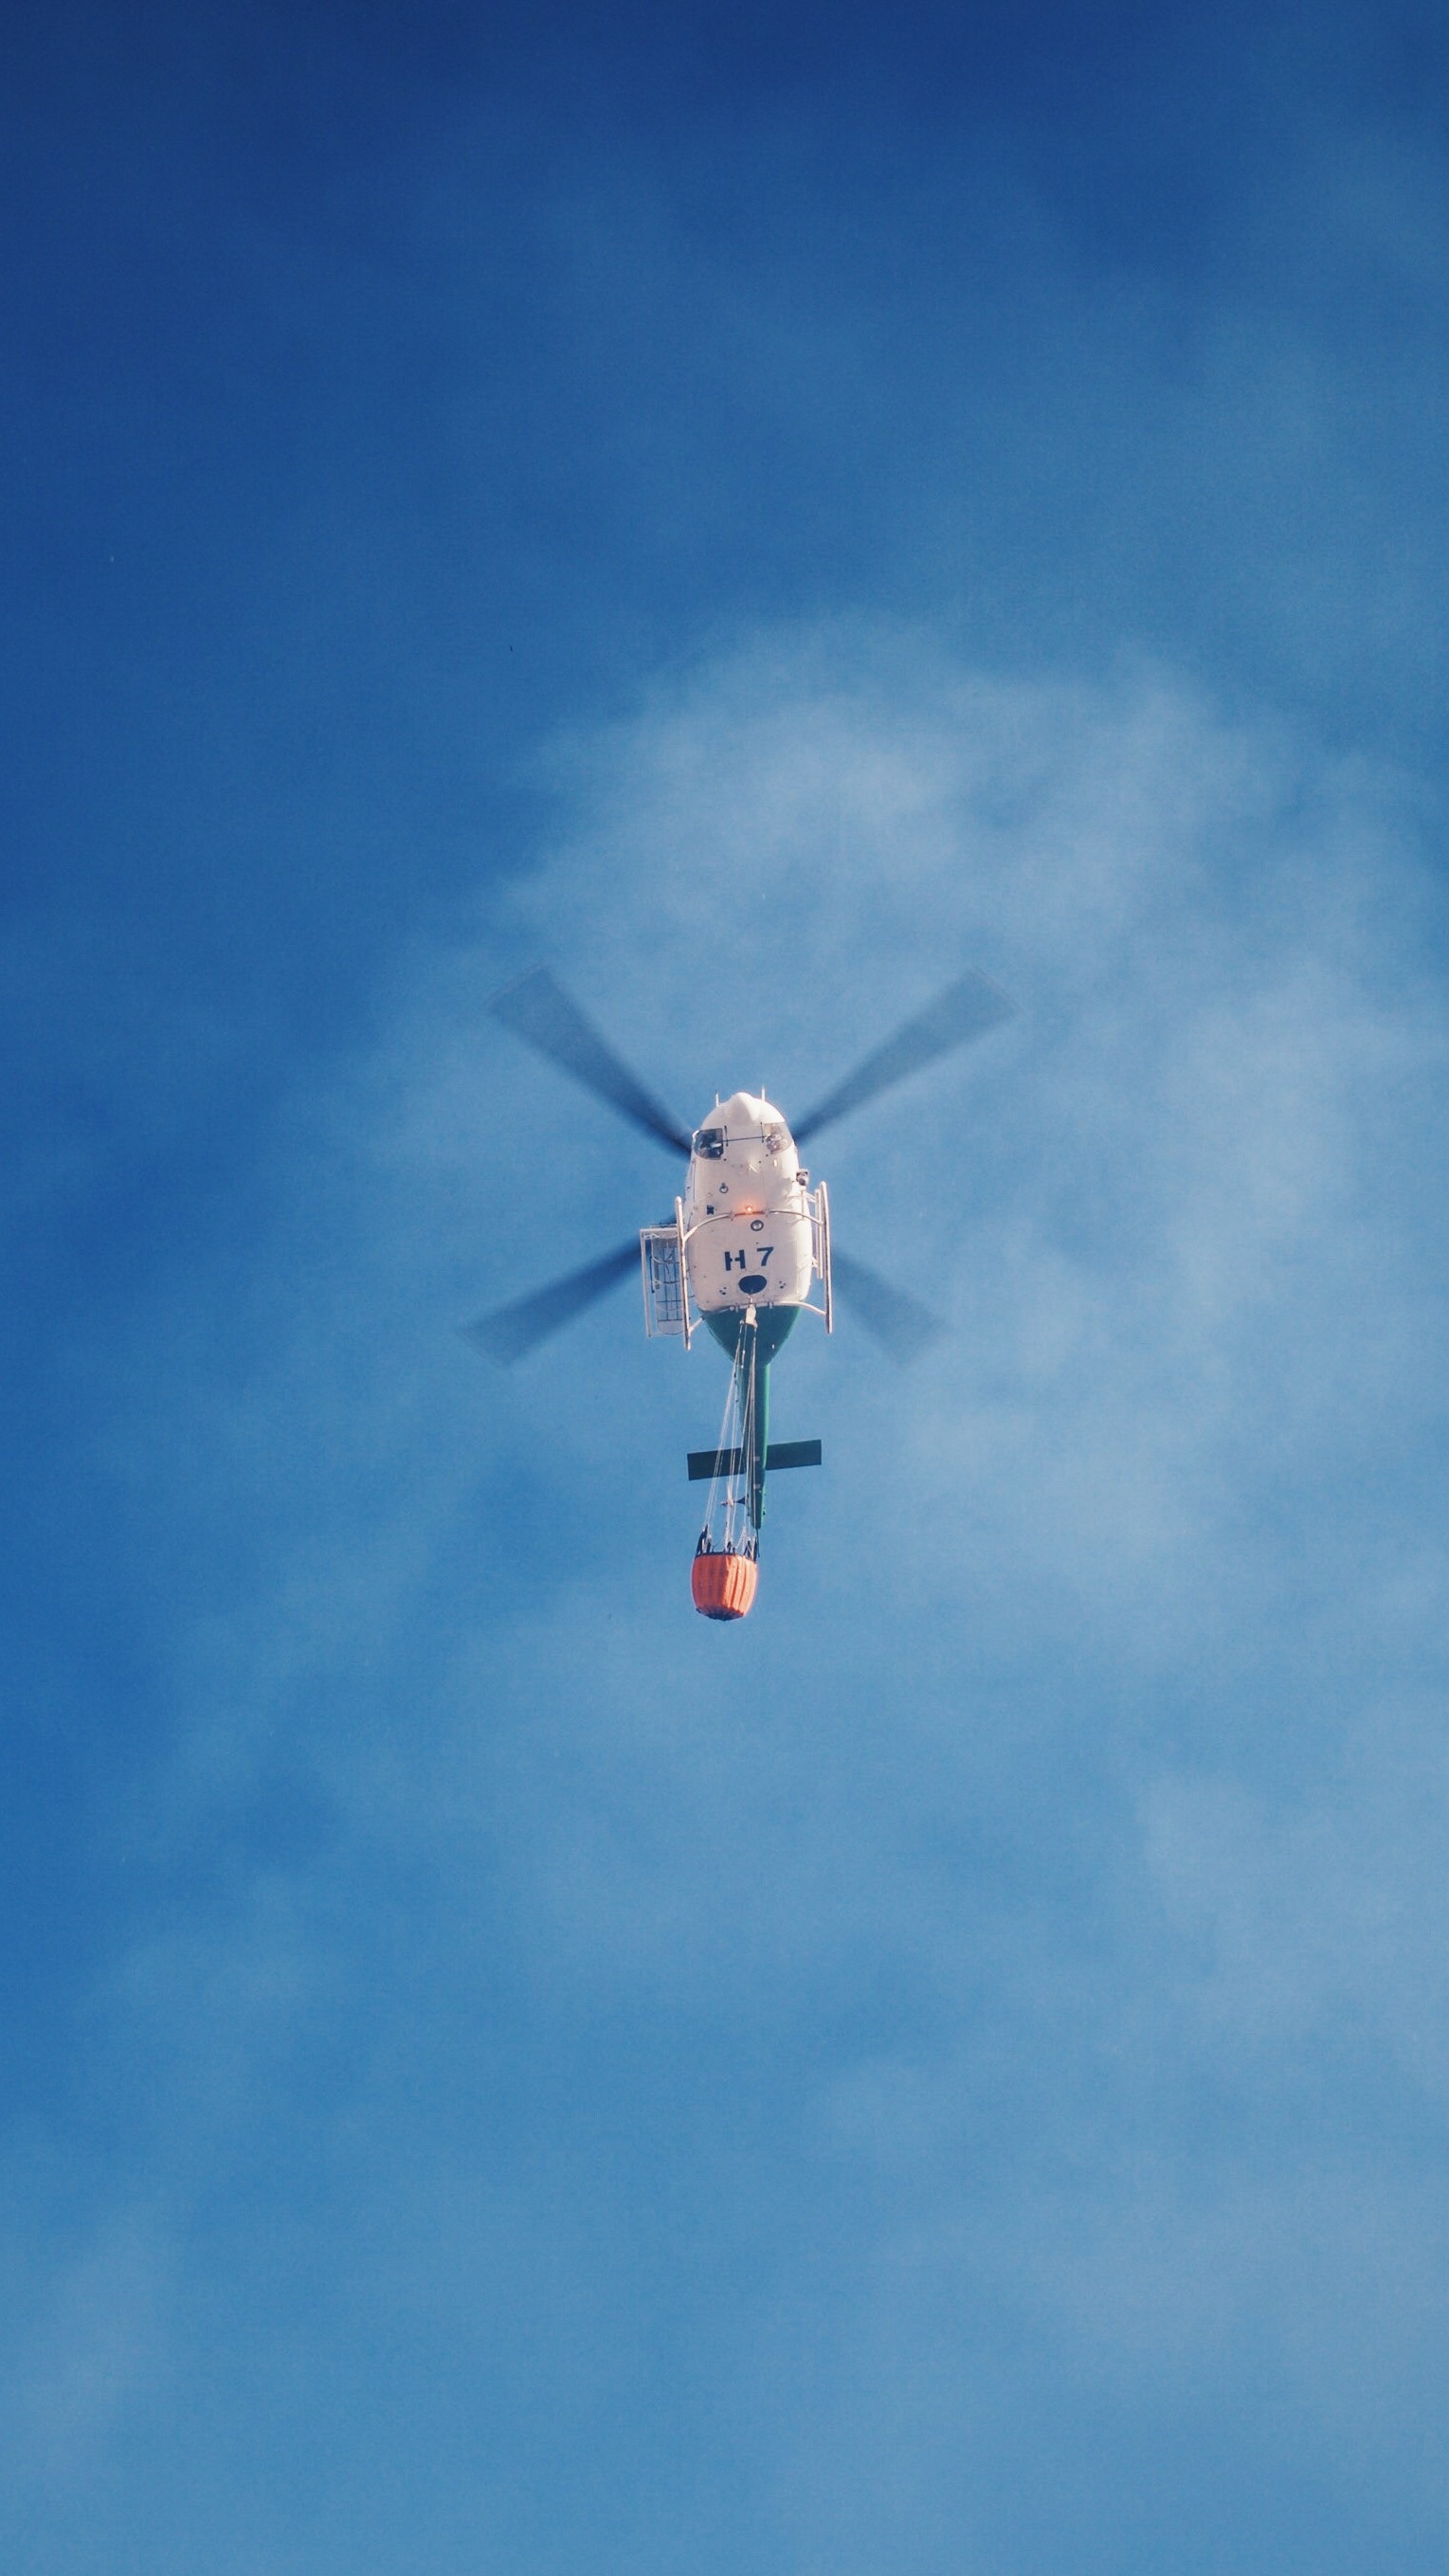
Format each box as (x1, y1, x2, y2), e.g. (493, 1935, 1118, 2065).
(793, 971, 1015, 1147)
(489, 966, 693, 1156)
(461, 1238, 641, 1365)
(831, 1249, 945, 1362)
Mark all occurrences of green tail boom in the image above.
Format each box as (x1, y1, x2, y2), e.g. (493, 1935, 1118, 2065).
(700, 1304, 806, 1533)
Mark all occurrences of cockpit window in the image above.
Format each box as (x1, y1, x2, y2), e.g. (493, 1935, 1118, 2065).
(763, 1125, 787, 1153)
(695, 1126, 726, 1159)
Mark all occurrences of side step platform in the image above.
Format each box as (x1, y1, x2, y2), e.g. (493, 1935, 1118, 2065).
(688, 1441, 822, 1480)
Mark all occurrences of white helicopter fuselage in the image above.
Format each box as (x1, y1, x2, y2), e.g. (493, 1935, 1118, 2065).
(682, 1092, 814, 1316)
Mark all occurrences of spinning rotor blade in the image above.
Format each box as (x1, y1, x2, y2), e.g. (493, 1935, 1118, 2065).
(462, 1238, 641, 1365)
(831, 1249, 945, 1363)
(794, 971, 1015, 1146)
(489, 966, 693, 1156)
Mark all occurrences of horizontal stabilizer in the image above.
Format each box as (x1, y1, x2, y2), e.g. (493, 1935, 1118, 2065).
(688, 1440, 822, 1481)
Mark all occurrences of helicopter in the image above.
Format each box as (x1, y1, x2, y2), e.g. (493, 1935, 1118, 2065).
(465, 965, 1015, 1619)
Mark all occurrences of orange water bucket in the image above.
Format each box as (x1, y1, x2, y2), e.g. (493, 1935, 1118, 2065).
(691, 1551, 758, 1621)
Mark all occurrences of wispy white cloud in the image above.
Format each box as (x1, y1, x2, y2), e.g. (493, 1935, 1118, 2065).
(9, 626, 1449, 2566)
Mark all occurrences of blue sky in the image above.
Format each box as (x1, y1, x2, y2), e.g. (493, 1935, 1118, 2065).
(6, 4, 1449, 2568)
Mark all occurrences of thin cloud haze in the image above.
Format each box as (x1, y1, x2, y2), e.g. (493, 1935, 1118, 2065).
(10, 636, 1447, 2568)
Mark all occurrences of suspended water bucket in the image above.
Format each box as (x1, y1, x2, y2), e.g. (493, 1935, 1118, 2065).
(691, 1550, 758, 1622)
